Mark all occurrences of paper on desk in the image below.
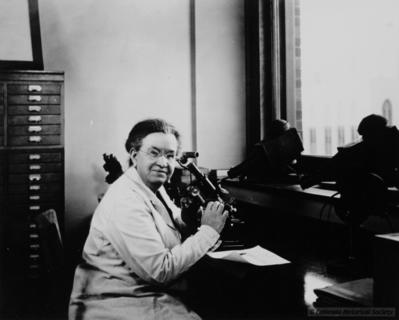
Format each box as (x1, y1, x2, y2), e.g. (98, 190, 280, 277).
(207, 245, 290, 266)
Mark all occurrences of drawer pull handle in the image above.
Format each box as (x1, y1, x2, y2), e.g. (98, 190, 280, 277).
(29, 136, 42, 143)
(29, 233, 39, 238)
(29, 223, 37, 229)
(29, 195, 40, 201)
(29, 185, 40, 191)
(28, 115, 42, 123)
(29, 164, 41, 171)
(29, 174, 41, 182)
(29, 154, 41, 160)
(29, 244, 40, 249)
(29, 264, 40, 269)
(28, 85, 42, 92)
(28, 126, 42, 133)
(28, 95, 42, 102)
(29, 254, 40, 259)
(28, 105, 42, 112)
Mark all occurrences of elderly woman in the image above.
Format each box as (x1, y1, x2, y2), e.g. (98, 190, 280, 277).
(69, 118, 228, 320)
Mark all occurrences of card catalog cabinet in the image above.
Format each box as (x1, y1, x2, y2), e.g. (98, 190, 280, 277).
(0, 71, 64, 316)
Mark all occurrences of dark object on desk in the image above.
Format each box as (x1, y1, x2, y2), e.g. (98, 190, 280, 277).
(300, 114, 399, 190)
(227, 121, 304, 183)
(103, 153, 123, 184)
(314, 278, 373, 307)
(327, 171, 393, 275)
(335, 171, 389, 226)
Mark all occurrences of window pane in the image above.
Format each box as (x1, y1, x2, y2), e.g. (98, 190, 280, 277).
(296, 0, 399, 156)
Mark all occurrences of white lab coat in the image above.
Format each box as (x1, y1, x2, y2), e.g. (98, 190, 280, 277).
(69, 167, 220, 320)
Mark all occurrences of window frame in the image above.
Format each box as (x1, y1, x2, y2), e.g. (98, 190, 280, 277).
(245, 0, 326, 175)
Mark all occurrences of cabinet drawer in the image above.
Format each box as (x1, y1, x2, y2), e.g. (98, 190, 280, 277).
(8, 115, 61, 125)
(8, 124, 61, 136)
(8, 151, 62, 163)
(8, 173, 62, 184)
(7, 83, 61, 94)
(9, 162, 62, 173)
(8, 105, 61, 115)
(0, 153, 5, 168)
(8, 135, 61, 146)
(6, 203, 61, 216)
(8, 183, 62, 194)
(8, 95, 60, 105)
(7, 193, 62, 204)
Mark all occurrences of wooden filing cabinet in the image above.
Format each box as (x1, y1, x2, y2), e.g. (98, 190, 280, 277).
(0, 71, 64, 316)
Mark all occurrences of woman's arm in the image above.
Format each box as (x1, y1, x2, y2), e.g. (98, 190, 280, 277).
(103, 191, 220, 285)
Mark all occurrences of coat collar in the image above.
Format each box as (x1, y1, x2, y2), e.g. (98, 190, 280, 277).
(124, 167, 177, 231)
(124, 166, 158, 203)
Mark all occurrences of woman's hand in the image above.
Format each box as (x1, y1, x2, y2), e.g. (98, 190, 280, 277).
(200, 201, 228, 234)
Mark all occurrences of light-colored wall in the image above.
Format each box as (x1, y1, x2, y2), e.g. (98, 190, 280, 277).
(39, 0, 245, 242)
(196, 0, 246, 169)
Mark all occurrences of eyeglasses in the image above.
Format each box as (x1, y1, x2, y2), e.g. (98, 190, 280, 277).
(140, 148, 177, 163)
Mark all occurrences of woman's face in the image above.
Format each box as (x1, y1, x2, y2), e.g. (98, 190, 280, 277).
(131, 132, 178, 192)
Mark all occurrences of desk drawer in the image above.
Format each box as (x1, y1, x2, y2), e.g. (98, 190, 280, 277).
(8, 183, 62, 194)
(8, 124, 61, 136)
(8, 151, 62, 163)
(8, 115, 61, 125)
(8, 95, 60, 105)
(8, 105, 61, 115)
(8, 162, 62, 173)
(8, 135, 61, 146)
(7, 83, 61, 94)
(8, 173, 62, 184)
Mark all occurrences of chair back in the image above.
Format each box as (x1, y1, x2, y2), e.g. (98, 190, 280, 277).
(34, 209, 66, 316)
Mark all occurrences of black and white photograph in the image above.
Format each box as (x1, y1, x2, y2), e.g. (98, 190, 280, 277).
(0, 0, 399, 319)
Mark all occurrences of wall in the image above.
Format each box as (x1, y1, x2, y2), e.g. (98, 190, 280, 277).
(38, 0, 245, 245)
(196, 0, 246, 169)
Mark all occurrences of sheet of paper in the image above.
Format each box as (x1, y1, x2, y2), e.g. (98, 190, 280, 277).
(207, 245, 290, 266)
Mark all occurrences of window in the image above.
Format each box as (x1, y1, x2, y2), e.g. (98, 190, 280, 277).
(285, 0, 399, 156)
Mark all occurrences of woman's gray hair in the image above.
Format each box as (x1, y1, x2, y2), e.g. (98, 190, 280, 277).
(125, 118, 181, 154)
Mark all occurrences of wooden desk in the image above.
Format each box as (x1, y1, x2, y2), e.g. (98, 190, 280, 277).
(186, 255, 306, 319)
(218, 180, 399, 316)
